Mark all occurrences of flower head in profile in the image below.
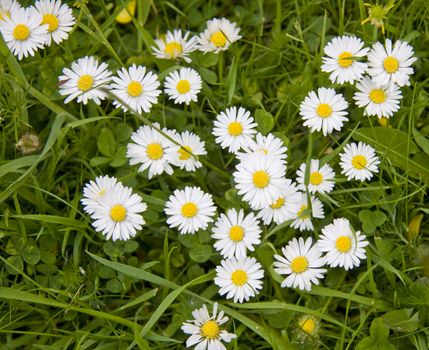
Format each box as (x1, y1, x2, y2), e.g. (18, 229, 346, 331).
(197, 17, 241, 53)
(152, 29, 197, 63)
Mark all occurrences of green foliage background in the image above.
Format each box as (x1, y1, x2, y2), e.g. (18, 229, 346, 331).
(0, 0, 429, 349)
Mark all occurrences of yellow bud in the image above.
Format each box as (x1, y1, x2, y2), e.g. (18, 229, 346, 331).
(408, 213, 424, 241)
(378, 117, 389, 127)
(115, 1, 136, 24)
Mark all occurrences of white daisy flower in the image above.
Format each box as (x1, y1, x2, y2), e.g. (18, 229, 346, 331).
(257, 179, 301, 225)
(296, 159, 335, 194)
(353, 76, 402, 118)
(197, 17, 242, 54)
(91, 184, 147, 241)
(81, 175, 119, 215)
(213, 106, 257, 154)
(299, 87, 349, 136)
(58, 56, 112, 105)
(166, 130, 207, 172)
(152, 29, 197, 63)
(321, 35, 369, 84)
(318, 218, 369, 270)
(0, 6, 48, 60)
(164, 68, 202, 105)
(110, 64, 161, 114)
(367, 39, 417, 87)
(339, 142, 380, 181)
(237, 132, 288, 165)
(290, 193, 325, 231)
(214, 256, 264, 303)
(126, 123, 174, 179)
(0, 0, 21, 22)
(35, 0, 75, 46)
(233, 154, 287, 210)
(212, 208, 262, 259)
(273, 237, 327, 291)
(164, 186, 216, 235)
(181, 302, 237, 350)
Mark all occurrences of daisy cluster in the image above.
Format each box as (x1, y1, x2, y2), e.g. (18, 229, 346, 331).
(0, 0, 75, 60)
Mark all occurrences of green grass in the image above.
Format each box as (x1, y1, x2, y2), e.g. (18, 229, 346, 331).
(1, 0, 429, 349)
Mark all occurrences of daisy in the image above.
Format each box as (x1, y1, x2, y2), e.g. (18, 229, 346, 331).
(321, 35, 369, 84)
(290, 193, 325, 231)
(339, 142, 380, 181)
(213, 106, 257, 154)
(197, 17, 242, 54)
(81, 175, 119, 214)
(58, 56, 112, 105)
(273, 237, 327, 291)
(297, 315, 320, 339)
(317, 218, 369, 270)
(0, 6, 48, 60)
(166, 130, 207, 172)
(91, 184, 147, 241)
(367, 39, 417, 87)
(233, 154, 287, 210)
(257, 179, 301, 225)
(214, 256, 264, 303)
(299, 88, 349, 136)
(152, 29, 197, 63)
(164, 68, 202, 105)
(212, 209, 262, 259)
(126, 123, 174, 179)
(164, 186, 216, 234)
(35, 0, 75, 46)
(0, 0, 21, 22)
(353, 76, 402, 118)
(110, 64, 161, 114)
(181, 302, 236, 350)
(237, 132, 288, 164)
(296, 159, 335, 194)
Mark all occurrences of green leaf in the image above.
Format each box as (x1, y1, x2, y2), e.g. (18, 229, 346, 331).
(22, 245, 41, 265)
(383, 309, 419, 332)
(106, 278, 123, 293)
(6, 255, 24, 275)
(412, 127, 429, 155)
(110, 146, 128, 167)
(255, 109, 274, 135)
(199, 67, 217, 85)
(370, 317, 389, 339)
(90, 156, 110, 167)
(189, 244, 212, 263)
(97, 128, 117, 157)
(358, 210, 387, 234)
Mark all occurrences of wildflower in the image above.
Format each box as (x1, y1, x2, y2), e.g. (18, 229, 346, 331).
(214, 256, 264, 303)
(299, 87, 349, 136)
(115, 0, 135, 24)
(81, 175, 120, 215)
(15, 133, 41, 154)
(361, 1, 395, 34)
(273, 237, 327, 291)
(166, 131, 207, 172)
(290, 193, 325, 231)
(237, 132, 288, 165)
(212, 208, 261, 259)
(164, 186, 216, 234)
(0, 0, 21, 22)
(181, 302, 237, 350)
(317, 218, 369, 270)
(321, 35, 369, 84)
(339, 142, 380, 181)
(297, 315, 320, 339)
(164, 68, 202, 105)
(58, 56, 112, 105)
(152, 29, 197, 63)
(296, 159, 335, 194)
(197, 18, 241, 53)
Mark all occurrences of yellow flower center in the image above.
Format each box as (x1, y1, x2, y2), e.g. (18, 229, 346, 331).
(270, 197, 285, 209)
(181, 202, 198, 218)
(338, 51, 353, 67)
(383, 56, 399, 73)
(309, 171, 323, 185)
(210, 31, 227, 47)
(252, 170, 270, 189)
(227, 121, 242, 136)
(299, 318, 317, 334)
(77, 74, 94, 92)
(13, 24, 30, 41)
(369, 89, 386, 104)
(229, 225, 244, 242)
(176, 79, 191, 94)
(163, 41, 182, 58)
(316, 103, 332, 118)
(127, 81, 143, 97)
(110, 204, 127, 222)
(352, 155, 367, 170)
(200, 320, 220, 339)
(297, 205, 310, 219)
(146, 143, 163, 160)
(290, 256, 308, 273)
(335, 236, 352, 253)
(42, 14, 59, 32)
(231, 269, 247, 286)
(0, 10, 11, 21)
(177, 145, 192, 160)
